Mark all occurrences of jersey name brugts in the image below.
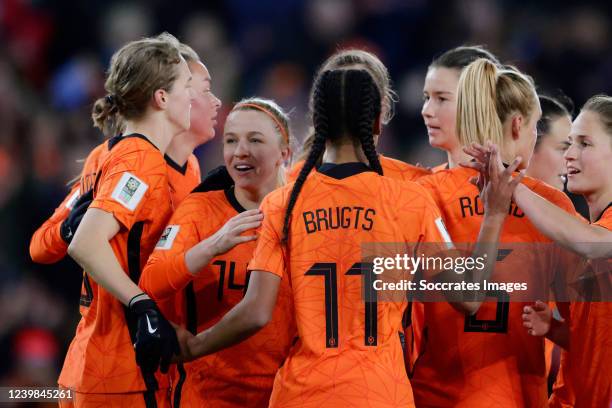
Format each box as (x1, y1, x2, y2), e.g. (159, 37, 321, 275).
(302, 206, 375, 233)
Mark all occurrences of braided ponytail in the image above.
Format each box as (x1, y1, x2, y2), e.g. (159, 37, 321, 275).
(281, 73, 331, 242)
(282, 69, 382, 243)
(355, 72, 383, 175)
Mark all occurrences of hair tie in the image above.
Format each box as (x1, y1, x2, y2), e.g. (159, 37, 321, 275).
(105, 94, 116, 106)
(234, 103, 289, 144)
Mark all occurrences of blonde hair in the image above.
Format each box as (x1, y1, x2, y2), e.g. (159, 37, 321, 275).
(457, 59, 537, 149)
(231, 97, 293, 186)
(92, 32, 182, 137)
(178, 42, 200, 63)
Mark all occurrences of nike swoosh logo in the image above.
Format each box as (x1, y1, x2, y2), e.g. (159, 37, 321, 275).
(146, 315, 157, 334)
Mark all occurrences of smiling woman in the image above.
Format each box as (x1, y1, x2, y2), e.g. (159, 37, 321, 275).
(139, 97, 295, 407)
(225, 98, 292, 199)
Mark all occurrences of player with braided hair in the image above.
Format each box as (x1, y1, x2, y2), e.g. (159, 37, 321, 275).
(287, 48, 430, 182)
(176, 68, 513, 407)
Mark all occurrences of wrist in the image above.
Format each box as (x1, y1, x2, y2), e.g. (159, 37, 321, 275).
(513, 183, 527, 201)
(185, 241, 216, 275)
(128, 292, 151, 308)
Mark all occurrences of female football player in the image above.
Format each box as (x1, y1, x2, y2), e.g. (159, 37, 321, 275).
(59, 33, 192, 407)
(140, 98, 295, 407)
(177, 68, 514, 407)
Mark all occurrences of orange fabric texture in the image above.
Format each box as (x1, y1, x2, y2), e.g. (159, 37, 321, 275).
(58, 136, 173, 393)
(286, 155, 431, 183)
(57, 388, 170, 408)
(410, 167, 576, 408)
(551, 206, 611, 408)
(248, 168, 446, 407)
(29, 142, 109, 264)
(166, 153, 201, 206)
(142, 188, 295, 407)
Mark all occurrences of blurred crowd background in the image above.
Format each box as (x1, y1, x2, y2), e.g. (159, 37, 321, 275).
(1, 0, 610, 390)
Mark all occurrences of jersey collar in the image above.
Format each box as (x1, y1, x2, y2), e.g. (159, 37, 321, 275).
(317, 162, 375, 179)
(224, 186, 247, 213)
(121, 133, 160, 151)
(593, 202, 612, 224)
(164, 154, 188, 175)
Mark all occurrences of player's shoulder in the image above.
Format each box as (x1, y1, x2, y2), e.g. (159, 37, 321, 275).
(108, 134, 162, 157)
(522, 176, 574, 212)
(417, 166, 472, 189)
(286, 160, 305, 182)
(375, 174, 437, 206)
(103, 134, 165, 170)
(380, 155, 431, 180)
(264, 182, 294, 206)
(176, 188, 228, 218)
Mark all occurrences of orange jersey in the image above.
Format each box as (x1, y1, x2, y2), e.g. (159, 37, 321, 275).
(432, 162, 448, 173)
(165, 153, 201, 205)
(249, 162, 448, 408)
(141, 187, 295, 407)
(29, 143, 199, 266)
(286, 155, 431, 183)
(551, 204, 612, 408)
(58, 134, 173, 394)
(411, 167, 576, 408)
(29, 141, 111, 264)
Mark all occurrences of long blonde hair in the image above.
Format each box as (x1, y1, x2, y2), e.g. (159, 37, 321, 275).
(457, 59, 537, 149)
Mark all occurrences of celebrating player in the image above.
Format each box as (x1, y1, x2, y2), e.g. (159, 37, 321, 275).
(58, 33, 191, 407)
(29, 42, 219, 265)
(411, 59, 577, 407)
(140, 98, 295, 407)
(469, 95, 612, 407)
(288, 48, 430, 182)
(176, 68, 513, 407)
(422, 45, 500, 172)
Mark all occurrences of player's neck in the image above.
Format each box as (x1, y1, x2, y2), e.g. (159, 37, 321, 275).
(234, 184, 274, 210)
(585, 186, 612, 222)
(446, 147, 470, 169)
(123, 115, 177, 154)
(166, 132, 198, 166)
(322, 140, 367, 164)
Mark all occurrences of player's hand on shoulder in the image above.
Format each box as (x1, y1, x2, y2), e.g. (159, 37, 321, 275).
(205, 209, 263, 256)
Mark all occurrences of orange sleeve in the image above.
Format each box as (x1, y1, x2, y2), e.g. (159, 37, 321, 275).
(547, 188, 576, 215)
(29, 184, 80, 264)
(247, 191, 287, 278)
(89, 146, 163, 230)
(140, 195, 206, 300)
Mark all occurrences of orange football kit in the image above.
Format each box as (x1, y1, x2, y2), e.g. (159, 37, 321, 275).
(249, 163, 449, 408)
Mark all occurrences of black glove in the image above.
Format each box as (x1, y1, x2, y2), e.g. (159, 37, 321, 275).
(198, 165, 233, 192)
(129, 294, 179, 374)
(60, 189, 94, 243)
